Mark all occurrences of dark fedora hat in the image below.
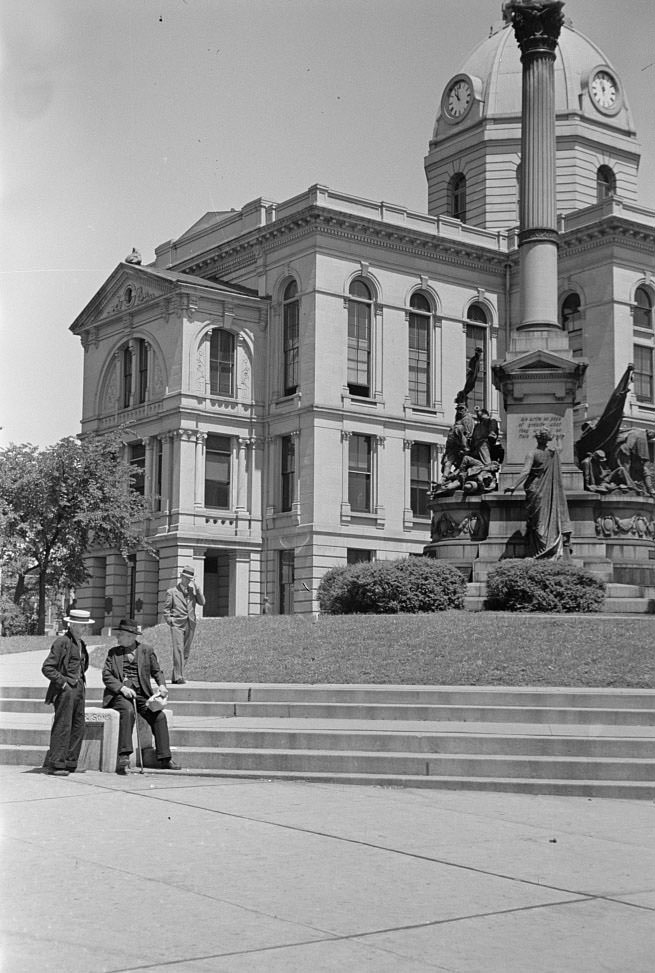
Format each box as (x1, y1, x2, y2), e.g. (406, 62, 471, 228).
(117, 618, 140, 635)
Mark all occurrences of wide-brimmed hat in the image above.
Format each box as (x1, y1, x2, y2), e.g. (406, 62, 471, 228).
(65, 609, 95, 625)
(181, 566, 195, 578)
(117, 618, 140, 635)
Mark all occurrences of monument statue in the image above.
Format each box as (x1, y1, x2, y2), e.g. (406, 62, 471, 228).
(504, 427, 572, 558)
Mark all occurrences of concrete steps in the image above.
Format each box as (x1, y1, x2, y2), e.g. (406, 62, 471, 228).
(2, 683, 654, 798)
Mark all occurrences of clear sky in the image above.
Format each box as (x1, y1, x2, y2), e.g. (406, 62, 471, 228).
(1, 0, 654, 449)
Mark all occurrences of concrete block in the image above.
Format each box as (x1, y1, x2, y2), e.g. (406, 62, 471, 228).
(79, 707, 120, 773)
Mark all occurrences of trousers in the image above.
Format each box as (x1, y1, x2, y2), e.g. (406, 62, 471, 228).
(169, 620, 196, 682)
(47, 682, 86, 770)
(108, 694, 171, 761)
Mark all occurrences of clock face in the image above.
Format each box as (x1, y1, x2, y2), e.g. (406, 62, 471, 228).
(590, 70, 618, 111)
(446, 79, 472, 119)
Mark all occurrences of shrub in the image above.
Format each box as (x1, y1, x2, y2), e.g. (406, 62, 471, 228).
(317, 557, 466, 614)
(486, 559, 605, 613)
(0, 596, 31, 636)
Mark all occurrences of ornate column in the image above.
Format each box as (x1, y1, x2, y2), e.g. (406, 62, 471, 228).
(374, 435, 386, 527)
(194, 432, 207, 507)
(403, 438, 414, 528)
(508, 0, 565, 347)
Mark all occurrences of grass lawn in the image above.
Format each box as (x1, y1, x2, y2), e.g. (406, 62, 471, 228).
(3, 613, 653, 688)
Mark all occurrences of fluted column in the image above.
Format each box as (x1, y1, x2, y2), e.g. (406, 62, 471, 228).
(236, 437, 248, 512)
(508, 0, 564, 340)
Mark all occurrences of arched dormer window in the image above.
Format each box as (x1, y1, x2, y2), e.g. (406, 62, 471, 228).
(347, 279, 373, 397)
(408, 291, 431, 407)
(596, 165, 616, 201)
(465, 303, 488, 411)
(282, 280, 299, 396)
(561, 293, 581, 330)
(634, 286, 653, 330)
(209, 328, 235, 396)
(122, 346, 133, 409)
(448, 173, 467, 222)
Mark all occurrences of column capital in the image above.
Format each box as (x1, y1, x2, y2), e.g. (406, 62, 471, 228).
(504, 1, 564, 57)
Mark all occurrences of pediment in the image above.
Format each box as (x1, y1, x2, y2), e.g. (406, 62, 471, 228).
(493, 349, 584, 375)
(70, 263, 177, 333)
(177, 211, 235, 240)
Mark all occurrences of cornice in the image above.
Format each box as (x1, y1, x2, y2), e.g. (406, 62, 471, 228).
(175, 205, 510, 280)
(560, 216, 655, 258)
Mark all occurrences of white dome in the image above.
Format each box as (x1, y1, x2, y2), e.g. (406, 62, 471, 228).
(433, 21, 634, 138)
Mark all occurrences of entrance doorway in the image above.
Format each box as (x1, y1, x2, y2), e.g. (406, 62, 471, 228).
(204, 553, 230, 616)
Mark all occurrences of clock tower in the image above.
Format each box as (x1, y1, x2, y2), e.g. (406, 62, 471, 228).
(424, 7, 641, 231)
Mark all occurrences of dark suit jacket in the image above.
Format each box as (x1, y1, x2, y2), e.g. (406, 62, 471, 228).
(42, 632, 89, 705)
(102, 641, 166, 706)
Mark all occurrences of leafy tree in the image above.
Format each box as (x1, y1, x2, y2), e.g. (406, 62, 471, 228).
(0, 433, 153, 634)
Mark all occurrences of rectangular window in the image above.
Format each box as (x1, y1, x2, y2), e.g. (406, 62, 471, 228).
(205, 434, 231, 508)
(347, 303, 371, 397)
(279, 550, 294, 615)
(210, 329, 234, 396)
(281, 435, 295, 512)
(348, 434, 372, 512)
(409, 318, 430, 406)
(129, 442, 146, 496)
(138, 339, 148, 404)
(465, 324, 487, 412)
(410, 443, 431, 517)
(634, 345, 653, 402)
(347, 548, 373, 565)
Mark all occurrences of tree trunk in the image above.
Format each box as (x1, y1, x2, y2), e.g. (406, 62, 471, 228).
(13, 573, 25, 604)
(37, 572, 47, 636)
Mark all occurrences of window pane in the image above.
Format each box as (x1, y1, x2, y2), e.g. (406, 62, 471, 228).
(281, 435, 295, 511)
(349, 435, 371, 511)
(465, 323, 487, 411)
(210, 329, 234, 396)
(635, 288, 652, 330)
(205, 434, 231, 508)
(129, 443, 145, 496)
(138, 340, 148, 404)
(561, 293, 581, 329)
(410, 443, 431, 517)
(122, 348, 132, 409)
(283, 297, 299, 395)
(347, 297, 371, 395)
(409, 315, 430, 406)
(634, 345, 653, 402)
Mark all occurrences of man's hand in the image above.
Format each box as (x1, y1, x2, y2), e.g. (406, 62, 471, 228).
(158, 685, 168, 698)
(120, 686, 137, 699)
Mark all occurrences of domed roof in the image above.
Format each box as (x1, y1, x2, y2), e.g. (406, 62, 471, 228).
(433, 19, 634, 137)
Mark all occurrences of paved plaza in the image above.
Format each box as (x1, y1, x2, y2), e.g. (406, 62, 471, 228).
(1, 649, 654, 971)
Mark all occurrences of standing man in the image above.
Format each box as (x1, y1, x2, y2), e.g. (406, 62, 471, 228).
(102, 618, 180, 774)
(163, 566, 205, 685)
(41, 608, 93, 776)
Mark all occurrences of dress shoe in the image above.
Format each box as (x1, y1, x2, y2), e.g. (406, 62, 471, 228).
(172, 679, 186, 685)
(116, 756, 130, 775)
(158, 758, 181, 770)
(47, 769, 70, 777)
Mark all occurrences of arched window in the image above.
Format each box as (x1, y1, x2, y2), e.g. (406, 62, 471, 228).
(561, 293, 581, 330)
(596, 165, 616, 201)
(209, 328, 235, 396)
(122, 346, 133, 409)
(408, 292, 431, 407)
(448, 173, 467, 222)
(634, 286, 653, 330)
(347, 279, 372, 397)
(283, 280, 299, 396)
(465, 304, 488, 411)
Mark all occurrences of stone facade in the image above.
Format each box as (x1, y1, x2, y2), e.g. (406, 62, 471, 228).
(70, 16, 655, 626)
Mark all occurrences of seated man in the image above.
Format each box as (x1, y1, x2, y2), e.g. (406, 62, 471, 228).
(102, 618, 181, 774)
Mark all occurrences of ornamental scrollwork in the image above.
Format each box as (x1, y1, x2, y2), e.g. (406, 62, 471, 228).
(594, 513, 655, 539)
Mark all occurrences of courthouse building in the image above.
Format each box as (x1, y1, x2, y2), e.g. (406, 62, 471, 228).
(71, 9, 655, 628)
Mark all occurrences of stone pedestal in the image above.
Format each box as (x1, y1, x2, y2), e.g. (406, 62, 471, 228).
(79, 707, 120, 773)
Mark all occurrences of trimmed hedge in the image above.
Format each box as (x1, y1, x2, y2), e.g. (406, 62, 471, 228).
(486, 559, 605, 613)
(317, 557, 466, 614)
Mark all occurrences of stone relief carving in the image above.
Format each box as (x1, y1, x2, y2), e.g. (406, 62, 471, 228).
(433, 508, 490, 541)
(595, 513, 655, 539)
(106, 285, 159, 317)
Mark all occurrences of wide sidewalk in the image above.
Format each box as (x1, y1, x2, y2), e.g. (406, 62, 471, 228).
(1, 650, 654, 972)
